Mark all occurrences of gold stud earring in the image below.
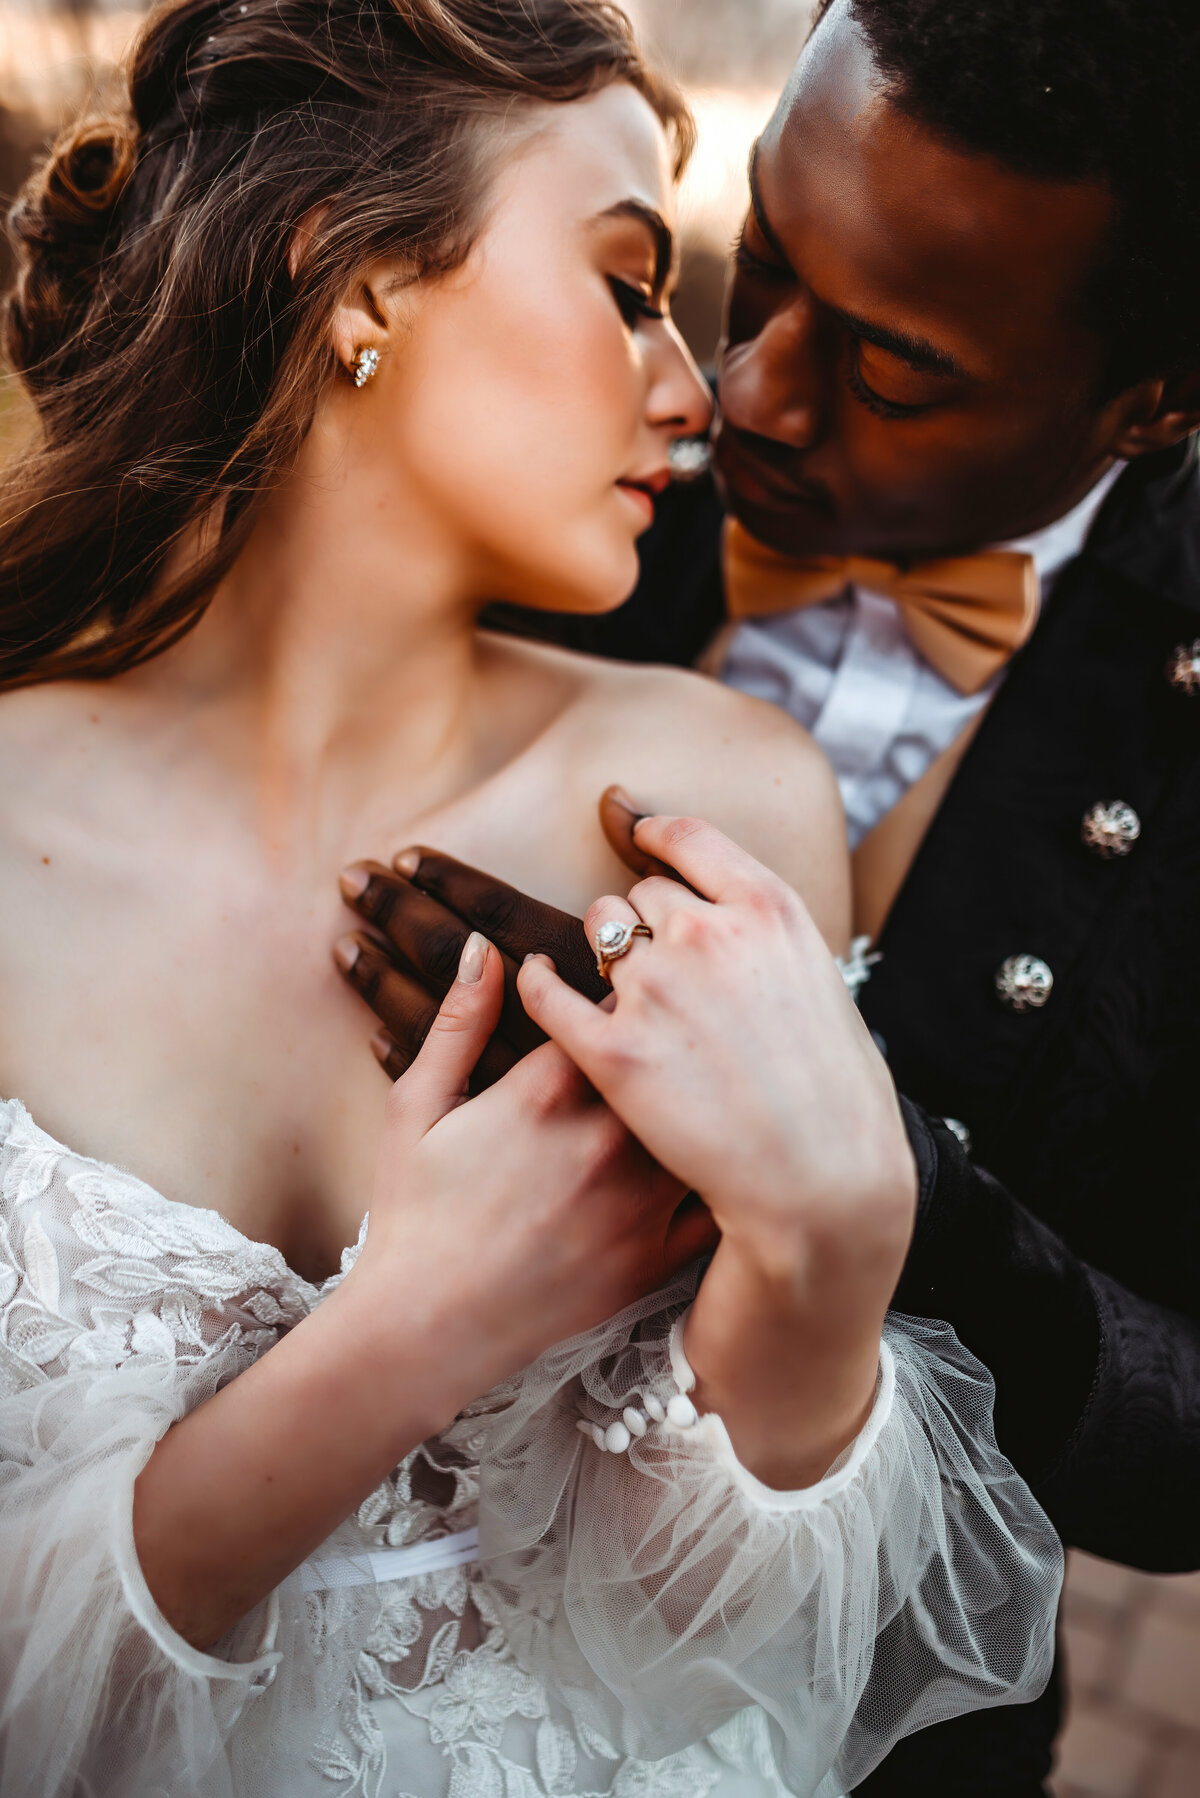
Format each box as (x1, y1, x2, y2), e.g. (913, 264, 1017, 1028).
(350, 346, 380, 388)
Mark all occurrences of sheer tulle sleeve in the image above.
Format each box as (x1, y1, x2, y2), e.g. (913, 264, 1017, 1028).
(0, 1101, 381, 1798)
(465, 1274, 1064, 1798)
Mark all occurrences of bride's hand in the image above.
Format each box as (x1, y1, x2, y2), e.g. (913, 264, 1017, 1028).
(349, 930, 715, 1396)
(517, 816, 913, 1251)
(516, 815, 917, 1488)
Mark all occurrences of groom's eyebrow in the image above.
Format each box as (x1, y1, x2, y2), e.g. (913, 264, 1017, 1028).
(592, 200, 675, 289)
(746, 141, 966, 380)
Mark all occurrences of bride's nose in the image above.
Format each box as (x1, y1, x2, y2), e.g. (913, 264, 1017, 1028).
(647, 321, 715, 441)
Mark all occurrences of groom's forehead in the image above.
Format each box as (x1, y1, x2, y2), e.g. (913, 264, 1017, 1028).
(761, 8, 1116, 372)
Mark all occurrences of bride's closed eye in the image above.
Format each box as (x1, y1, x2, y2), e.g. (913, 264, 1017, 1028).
(608, 275, 665, 328)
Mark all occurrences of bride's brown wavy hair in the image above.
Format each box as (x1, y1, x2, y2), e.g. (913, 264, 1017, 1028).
(0, 0, 692, 690)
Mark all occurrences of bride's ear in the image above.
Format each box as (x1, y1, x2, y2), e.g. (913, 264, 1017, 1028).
(288, 210, 401, 382)
(330, 263, 413, 384)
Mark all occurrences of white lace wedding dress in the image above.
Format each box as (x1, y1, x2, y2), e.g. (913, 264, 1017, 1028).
(0, 1095, 1062, 1798)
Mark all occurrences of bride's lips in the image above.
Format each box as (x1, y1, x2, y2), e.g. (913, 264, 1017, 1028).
(616, 467, 671, 523)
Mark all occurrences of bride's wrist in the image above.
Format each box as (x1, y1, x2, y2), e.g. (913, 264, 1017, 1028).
(332, 1253, 500, 1438)
(683, 1243, 888, 1489)
(708, 1153, 917, 1292)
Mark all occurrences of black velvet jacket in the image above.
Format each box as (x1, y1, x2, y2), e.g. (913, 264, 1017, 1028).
(494, 441, 1200, 1794)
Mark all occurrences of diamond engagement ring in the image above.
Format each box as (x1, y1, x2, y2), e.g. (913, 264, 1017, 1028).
(593, 918, 653, 983)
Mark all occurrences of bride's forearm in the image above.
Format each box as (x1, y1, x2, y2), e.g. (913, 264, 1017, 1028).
(132, 1263, 474, 1651)
(683, 1234, 894, 1491)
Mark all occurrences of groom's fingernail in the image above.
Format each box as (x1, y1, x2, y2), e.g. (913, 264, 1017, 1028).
(459, 931, 488, 984)
(393, 848, 421, 878)
(339, 864, 370, 900)
(608, 786, 646, 819)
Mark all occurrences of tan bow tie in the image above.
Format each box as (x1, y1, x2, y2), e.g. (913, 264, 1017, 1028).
(723, 519, 1039, 695)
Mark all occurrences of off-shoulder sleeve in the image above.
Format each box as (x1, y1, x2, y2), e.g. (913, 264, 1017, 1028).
(0, 1101, 377, 1798)
(465, 1276, 1064, 1798)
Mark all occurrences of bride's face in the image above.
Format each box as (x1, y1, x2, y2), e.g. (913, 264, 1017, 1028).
(343, 82, 712, 613)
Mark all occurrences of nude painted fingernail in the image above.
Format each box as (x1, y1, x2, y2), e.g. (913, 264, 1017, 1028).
(459, 931, 488, 984)
(393, 848, 421, 878)
(339, 864, 370, 900)
(333, 936, 360, 972)
(369, 1030, 395, 1064)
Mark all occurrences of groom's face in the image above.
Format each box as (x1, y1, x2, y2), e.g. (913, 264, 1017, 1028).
(713, 3, 1134, 559)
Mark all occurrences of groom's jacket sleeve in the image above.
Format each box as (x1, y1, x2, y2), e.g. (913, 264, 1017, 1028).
(894, 1101, 1200, 1572)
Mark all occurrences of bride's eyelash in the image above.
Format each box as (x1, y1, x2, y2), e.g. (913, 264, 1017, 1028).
(844, 343, 926, 422)
(609, 277, 665, 327)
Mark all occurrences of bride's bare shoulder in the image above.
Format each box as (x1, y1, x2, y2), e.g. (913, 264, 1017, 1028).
(490, 632, 851, 948)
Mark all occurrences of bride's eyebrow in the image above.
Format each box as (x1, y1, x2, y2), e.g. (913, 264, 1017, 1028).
(589, 199, 675, 289)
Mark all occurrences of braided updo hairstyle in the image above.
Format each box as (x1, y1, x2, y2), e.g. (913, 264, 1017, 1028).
(0, 0, 691, 690)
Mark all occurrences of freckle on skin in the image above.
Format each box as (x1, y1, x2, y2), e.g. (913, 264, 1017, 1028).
(41, 856, 50, 865)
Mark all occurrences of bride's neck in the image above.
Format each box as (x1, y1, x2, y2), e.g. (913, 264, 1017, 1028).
(127, 420, 492, 861)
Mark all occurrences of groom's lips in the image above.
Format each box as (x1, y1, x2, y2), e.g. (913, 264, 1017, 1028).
(713, 422, 836, 520)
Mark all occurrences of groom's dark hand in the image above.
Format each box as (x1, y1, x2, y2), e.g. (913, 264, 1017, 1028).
(334, 787, 686, 1080)
(335, 850, 604, 1082)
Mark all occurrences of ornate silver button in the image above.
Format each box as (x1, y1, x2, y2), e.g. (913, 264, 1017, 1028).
(995, 954, 1054, 1012)
(1167, 639, 1200, 695)
(1081, 800, 1141, 858)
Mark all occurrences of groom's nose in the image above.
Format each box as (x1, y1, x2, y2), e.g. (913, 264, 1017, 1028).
(718, 291, 828, 452)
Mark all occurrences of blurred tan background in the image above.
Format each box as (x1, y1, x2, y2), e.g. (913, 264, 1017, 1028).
(0, 3, 1197, 1791)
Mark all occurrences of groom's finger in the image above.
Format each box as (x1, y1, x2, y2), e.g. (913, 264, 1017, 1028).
(396, 848, 609, 1002)
(341, 862, 473, 993)
(598, 786, 692, 885)
(339, 862, 548, 1055)
(335, 932, 442, 1048)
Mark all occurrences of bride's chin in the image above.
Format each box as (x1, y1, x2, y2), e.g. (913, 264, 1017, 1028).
(506, 537, 641, 617)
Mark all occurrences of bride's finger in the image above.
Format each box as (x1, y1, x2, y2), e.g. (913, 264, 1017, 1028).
(583, 892, 642, 944)
(517, 954, 613, 1074)
(388, 934, 506, 1135)
(622, 873, 707, 931)
(630, 815, 791, 906)
(583, 894, 655, 991)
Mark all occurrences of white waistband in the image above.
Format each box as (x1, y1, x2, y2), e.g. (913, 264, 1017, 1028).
(299, 1525, 480, 1593)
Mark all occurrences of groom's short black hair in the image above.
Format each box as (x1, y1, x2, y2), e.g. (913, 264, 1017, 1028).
(833, 0, 1200, 392)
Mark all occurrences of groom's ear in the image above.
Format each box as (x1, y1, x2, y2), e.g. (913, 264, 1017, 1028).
(1109, 365, 1200, 458)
